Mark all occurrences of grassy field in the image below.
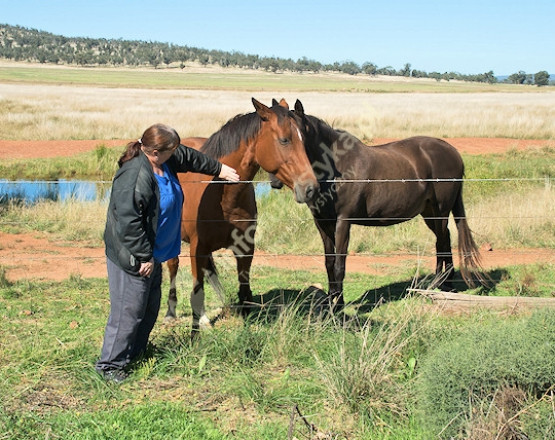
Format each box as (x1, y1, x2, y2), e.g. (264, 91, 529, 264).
(1, 64, 554, 439)
(0, 63, 534, 92)
(1, 63, 555, 141)
(1, 269, 554, 439)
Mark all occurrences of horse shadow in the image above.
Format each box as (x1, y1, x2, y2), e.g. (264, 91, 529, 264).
(246, 286, 329, 325)
(245, 267, 510, 322)
(349, 267, 509, 313)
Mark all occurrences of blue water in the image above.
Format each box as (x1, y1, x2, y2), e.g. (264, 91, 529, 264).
(0, 180, 271, 204)
(0, 180, 111, 204)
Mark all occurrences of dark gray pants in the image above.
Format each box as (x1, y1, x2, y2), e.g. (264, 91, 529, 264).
(96, 258, 162, 372)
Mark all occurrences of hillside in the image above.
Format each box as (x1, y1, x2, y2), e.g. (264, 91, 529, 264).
(0, 23, 520, 83)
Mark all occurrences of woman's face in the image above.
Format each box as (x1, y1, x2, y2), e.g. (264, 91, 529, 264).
(144, 144, 178, 166)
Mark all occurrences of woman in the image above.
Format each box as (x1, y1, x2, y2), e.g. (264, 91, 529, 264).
(96, 123, 239, 383)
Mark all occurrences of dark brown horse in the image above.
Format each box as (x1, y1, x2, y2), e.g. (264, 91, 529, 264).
(271, 99, 485, 306)
(165, 98, 319, 331)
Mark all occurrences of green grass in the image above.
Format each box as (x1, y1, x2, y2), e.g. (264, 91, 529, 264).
(0, 65, 537, 93)
(462, 146, 555, 200)
(0, 144, 122, 181)
(0, 264, 553, 439)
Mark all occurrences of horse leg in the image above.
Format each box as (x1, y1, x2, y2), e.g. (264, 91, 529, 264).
(422, 210, 454, 290)
(234, 250, 254, 318)
(330, 219, 351, 308)
(315, 221, 336, 295)
(203, 254, 226, 305)
(189, 251, 211, 333)
(164, 257, 179, 321)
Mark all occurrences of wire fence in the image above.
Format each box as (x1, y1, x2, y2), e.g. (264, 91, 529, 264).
(0, 177, 553, 288)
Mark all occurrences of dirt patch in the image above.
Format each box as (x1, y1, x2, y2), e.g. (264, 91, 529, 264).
(0, 138, 553, 281)
(0, 139, 125, 159)
(0, 138, 552, 160)
(0, 231, 552, 283)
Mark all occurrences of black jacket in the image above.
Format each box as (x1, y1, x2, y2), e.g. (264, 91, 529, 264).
(104, 144, 222, 275)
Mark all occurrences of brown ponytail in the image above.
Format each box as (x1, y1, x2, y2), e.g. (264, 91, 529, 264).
(118, 141, 142, 167)
(117, 123, 181, 168)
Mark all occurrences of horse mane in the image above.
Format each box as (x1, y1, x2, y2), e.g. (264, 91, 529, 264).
(305, 114, 339, 145)
(200, 112, 262, 159)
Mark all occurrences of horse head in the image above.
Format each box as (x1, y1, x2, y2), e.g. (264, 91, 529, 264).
(268, 98, 339, 192)
(251, 98, 319, 203)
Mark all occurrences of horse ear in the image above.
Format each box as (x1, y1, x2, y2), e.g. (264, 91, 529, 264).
(252, 97, 273, 121)
(278, 98, 289, 109)
(271, 98, 279, 106)
(294, 99, 305, 117)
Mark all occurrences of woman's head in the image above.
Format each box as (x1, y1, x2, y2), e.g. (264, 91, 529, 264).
(139, 124, 181, 154)
(118, 123, 181, 167)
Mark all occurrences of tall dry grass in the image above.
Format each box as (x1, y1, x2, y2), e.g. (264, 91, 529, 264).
(1, 83, 554, 141)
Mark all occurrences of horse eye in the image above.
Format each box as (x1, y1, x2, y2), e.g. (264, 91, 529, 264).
(279, 137, 290, 146)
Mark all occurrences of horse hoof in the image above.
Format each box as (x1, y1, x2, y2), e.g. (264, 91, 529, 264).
(329, 293, 345, 312)
(199, 315, 212, 330)
(163, 314, 177, 323)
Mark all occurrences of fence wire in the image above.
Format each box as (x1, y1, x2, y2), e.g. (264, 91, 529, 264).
(1, 176, 553, 289)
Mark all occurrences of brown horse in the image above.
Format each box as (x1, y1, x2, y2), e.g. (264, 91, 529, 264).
(165, 98, 319, 331)
(270, 99, 485, 306)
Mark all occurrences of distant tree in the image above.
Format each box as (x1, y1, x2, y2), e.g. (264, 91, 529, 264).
(411, 69, 428, 78)
(377, 65, 395, 76)
(400, 63, 412, 77)
(198, 53, 210, 66)
(323, 62, 342, 72)
(295, 56, 316, 72)
(339, 61, 361, 75)
(162, 52, 172, 66)
(362, 62, 377, 75)
(429, 71, 442, 82)
(488, 71, 497, 83)
(508, 71, 527, 84)
(481, 71, 497, 84)
(534, 70, 550, 86)
(75, 50, 94, 66)
(260, 57, 280, 73)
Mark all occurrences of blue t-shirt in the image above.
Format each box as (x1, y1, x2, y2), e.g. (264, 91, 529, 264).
(153, 164, 184, 263)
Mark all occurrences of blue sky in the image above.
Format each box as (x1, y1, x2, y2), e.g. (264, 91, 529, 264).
(2, 0, 554, 75)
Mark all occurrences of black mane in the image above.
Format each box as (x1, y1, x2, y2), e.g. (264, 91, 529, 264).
(303, 114, 339, 147)
(201, 105, 293, 159)
(200, 112, 261, 159)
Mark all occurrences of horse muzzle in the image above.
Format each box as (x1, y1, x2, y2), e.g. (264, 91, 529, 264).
(294, 181, 319, 204)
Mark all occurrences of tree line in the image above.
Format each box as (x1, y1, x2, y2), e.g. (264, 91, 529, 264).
(0, 24, 551, 86)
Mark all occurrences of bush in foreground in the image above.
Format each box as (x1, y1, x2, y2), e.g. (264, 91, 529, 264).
(416, 310, 555, 439)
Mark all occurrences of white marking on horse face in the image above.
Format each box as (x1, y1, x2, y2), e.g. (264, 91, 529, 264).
(295, 125, 303, 143)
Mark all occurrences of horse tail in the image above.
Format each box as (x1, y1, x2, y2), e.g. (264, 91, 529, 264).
(452, 185, 487, 287)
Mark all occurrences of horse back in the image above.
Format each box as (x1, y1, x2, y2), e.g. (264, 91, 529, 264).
(331, 136, 464, 224)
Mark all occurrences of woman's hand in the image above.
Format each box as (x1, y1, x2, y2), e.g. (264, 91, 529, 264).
(139, 258, 154, 277)
(219, 164, 240, 182)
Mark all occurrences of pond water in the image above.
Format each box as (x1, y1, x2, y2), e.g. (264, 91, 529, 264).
(0, 180, 271, 204)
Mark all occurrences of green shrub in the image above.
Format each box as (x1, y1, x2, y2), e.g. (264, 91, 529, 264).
(416, 310, 555, 439)
(521, 395, 555, 440)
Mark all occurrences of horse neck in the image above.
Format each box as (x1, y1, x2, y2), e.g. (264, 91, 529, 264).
(220, 140, 260, 182)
